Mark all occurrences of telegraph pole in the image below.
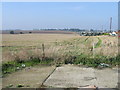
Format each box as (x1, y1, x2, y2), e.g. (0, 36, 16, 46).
(101, 25, 103, 31)
(110, 17, 112, 32)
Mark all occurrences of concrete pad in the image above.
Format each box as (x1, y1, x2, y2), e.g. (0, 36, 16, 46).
(2, 65, 55, 88)
(44, 65, 118, 88)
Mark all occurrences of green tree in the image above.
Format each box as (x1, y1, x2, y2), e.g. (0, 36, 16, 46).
(29, 32, 32, 34)
(10, 31, 14, 34)
(20, 32, 23, 34)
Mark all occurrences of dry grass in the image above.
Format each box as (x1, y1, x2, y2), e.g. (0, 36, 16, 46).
(2, 34, 118, 63)
(2, 34, 79, 46)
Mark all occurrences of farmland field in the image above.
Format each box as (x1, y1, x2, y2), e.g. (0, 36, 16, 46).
(2, 33, 118, 62)
(1, 33, 119, 88)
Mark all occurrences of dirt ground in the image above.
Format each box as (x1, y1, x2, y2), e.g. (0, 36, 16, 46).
(2, 65, 118, 89)
(2, 65, 55, 88)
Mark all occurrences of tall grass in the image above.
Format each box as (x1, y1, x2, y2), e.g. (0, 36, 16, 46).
(2, 35, 119, 75)
(95, 37, 102, 48)
(2, 50, 119, 76)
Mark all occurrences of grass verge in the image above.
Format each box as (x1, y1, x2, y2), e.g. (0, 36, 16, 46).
(2, 58, 54, 77)
(64, 54, 120, 68)
(2, 54, 120, 77)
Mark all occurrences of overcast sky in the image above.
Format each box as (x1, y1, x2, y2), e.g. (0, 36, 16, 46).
(2, 2, 118, 30)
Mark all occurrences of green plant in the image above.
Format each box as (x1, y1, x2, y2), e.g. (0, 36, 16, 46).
(95, 37, 102, 48)
(56, 64, 61, 67)
(17, 84, 24, 88)
(102, 33, 110, 35)
(2, 57, 54, 76)
(6, 84, 13, 88)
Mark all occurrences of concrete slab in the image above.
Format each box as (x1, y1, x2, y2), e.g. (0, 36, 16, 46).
(44, 65, 118, 88)
(2, 65, 55, 88)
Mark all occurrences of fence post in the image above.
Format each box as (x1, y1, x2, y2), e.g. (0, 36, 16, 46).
(93, 43, 95, 58)
(75, 39, 77, 50)
(42, 43, 45, 60)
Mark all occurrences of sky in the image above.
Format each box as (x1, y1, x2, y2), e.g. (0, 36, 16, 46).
(2, 2, 118, 30)
(118, 2, 120, 30)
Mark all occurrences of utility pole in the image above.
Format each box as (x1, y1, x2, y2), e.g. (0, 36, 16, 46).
(110, 17, 112, 32)
(101, 25, 103, 31)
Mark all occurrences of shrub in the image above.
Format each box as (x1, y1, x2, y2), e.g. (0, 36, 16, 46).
(102, 33, 110, 35)
(29, 32, 32, 33)
(17, 84, 24, 88)
(6, 84, 13, 88)
(10, 31, 14, 34)
(20, 32, 23, 34)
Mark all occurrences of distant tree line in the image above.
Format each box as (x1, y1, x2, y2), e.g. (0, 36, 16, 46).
(40, 28, 107, 33)
(10, 31, 32, 34)
(40, 28, 87, 32)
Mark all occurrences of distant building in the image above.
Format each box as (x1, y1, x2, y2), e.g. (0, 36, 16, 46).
(79, 31, 104, 36)
(109, 31, 117, 36)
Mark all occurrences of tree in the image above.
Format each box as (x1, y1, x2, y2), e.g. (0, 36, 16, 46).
(20, 32, 23, 34)
(90, 29, 94, 32)
(29, 32, 32, 34)
(10, 31, 14, 34)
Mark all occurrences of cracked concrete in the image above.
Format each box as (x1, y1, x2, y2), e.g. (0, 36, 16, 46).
(44, 65, 118, 88)
(2, 64, 118, 89)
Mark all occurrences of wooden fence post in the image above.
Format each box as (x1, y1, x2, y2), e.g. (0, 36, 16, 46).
(93, 43, 95, 58)
(42, 43, 45, 60)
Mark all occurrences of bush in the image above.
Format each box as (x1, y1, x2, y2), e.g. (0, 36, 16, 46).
(29, 32, 32, 33)
(64, 56, 76, 64)
(72, 54, 119, 68)
(102, 33, 110, 35)
(6, 84, 13, 88)
(20, 32, 23, 34)
(17, 84, 24, 88)
(10, 31, 14, 34)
